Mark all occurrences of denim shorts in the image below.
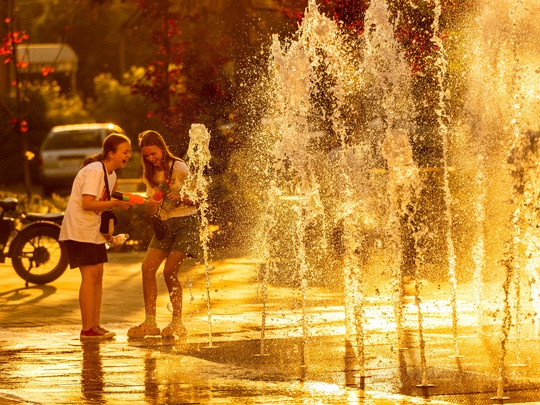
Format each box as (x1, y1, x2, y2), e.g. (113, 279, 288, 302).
(63, 240, 108, 269)
(148, 214, 201, 257)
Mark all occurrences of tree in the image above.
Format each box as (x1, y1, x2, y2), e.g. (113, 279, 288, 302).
(129, 0, 188, 140)
(128, 0, 236, 157)
(28, 0, 152, 101)
(0, 0, 32, 195)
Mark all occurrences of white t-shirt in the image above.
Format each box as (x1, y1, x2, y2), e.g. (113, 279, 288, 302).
(146, 160, 197, 220)
(59, 161, 116, 244)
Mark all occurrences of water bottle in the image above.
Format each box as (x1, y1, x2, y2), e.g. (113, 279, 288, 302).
(113, 233, 129, 246)
(107, 233, 129, 249)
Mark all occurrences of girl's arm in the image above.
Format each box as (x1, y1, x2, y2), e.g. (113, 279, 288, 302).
(81, 194, 131, 212)
(144, 179, 161, 214)
(146, 196, 160, 214)
(167, 161, 196, 206)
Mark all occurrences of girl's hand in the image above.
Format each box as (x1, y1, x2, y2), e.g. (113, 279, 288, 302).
(146, 197, 160, 208)
(165, 190, 179, 201)
(166, 191, 187, 207)
(145, 197, 160, 215)
(114, 200, 132, 211)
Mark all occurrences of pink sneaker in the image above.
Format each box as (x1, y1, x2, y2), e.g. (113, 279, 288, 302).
(80, 326, 113, 340)
(97, 325, 116, 338)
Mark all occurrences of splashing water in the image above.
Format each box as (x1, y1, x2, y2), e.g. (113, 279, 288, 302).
(231, 0, 540, 400)
(471, 157, 487, 328)
(183, 123, 213, 346)
(248, 0, 435, 387)
(381, 127, 423, 366)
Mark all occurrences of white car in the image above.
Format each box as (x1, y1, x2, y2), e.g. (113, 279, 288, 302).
(38, 123, 128, 196)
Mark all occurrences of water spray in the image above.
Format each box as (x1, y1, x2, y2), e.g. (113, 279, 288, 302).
(183, 123, 213, 348)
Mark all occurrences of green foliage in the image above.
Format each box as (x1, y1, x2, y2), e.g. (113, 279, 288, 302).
(39, 82, 93, 126)
(28, 0, 152, 100)
(86, 71, 165, 141)
(0, 81, 92, 185)
(0, 97, 27, 185)
(0, 190, 67, 217)
(130, 0, 190, 140)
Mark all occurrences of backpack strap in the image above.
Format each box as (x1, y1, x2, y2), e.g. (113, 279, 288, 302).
(167, 159, 177, 180)
(101, 161, 111, 201)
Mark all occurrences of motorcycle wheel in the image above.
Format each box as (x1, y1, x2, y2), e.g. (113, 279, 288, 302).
(11, 223, 68, 285)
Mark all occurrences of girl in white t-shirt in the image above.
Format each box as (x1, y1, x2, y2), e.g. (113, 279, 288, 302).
(60, 133, 133, 340)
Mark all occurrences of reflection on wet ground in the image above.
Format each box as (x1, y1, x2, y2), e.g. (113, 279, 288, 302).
(2, 332, 453, 405)
(2, 322, 540, 405)
(81, 342, 105, 402)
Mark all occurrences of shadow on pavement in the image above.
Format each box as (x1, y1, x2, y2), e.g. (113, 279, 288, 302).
(0, 285, 57, 305)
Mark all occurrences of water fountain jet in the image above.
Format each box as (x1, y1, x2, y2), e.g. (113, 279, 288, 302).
(184, 123, 214, 348)
(227, 0, 540, 402)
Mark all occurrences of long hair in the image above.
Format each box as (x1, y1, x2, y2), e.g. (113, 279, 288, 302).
(138, 130, 183, 187)
(83, 133, 131, 166)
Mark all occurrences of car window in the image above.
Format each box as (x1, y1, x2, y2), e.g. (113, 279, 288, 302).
(42, 130, 102, 150)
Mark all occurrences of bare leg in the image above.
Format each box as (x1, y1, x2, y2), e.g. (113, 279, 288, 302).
(163, 251, 187, 317)
(79, 263, 104, 330)
(93, 264, 103, 326)
(141, 248, 168, 316)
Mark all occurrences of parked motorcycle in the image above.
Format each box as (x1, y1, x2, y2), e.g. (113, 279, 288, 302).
(0, 197, 68, 286)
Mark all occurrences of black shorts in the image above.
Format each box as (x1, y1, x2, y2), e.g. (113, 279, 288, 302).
(63, 240, 108, 269)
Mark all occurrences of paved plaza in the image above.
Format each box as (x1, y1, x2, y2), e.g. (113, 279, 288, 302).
(0, 251, 539, 404)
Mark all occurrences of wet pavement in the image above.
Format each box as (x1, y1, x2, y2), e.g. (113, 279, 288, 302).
(1, 251, 540, 404)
